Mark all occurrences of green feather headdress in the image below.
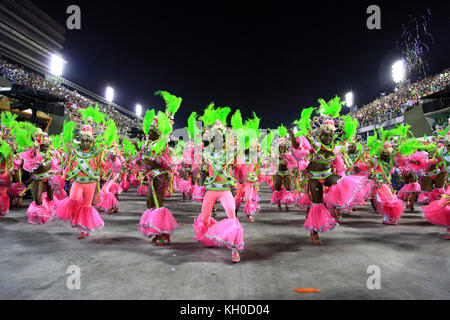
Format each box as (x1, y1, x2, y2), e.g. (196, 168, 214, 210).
(50, 135, 62, 150)
(1, 111, 18, 129)
(122, 138, 136, 157)
(187, 112, 198, 139)
(245, 112, 261, 139)
(143, 109, 155, 135)
(78, 105, 106, 124)
(11, 121, 37, 152)
(261, 129, 275, 156)
(62, 120, 78, 152)
(200, 103, 217, 127)
(278, 124, 288, 138)
(343, 115, 359, 141)
(101, 119, 118, 147)
(155, 91, 182, 118)
(293, 107, 315, 137)
(217, 107, 231, 127)
(231, 110, 243, 131)
(318, 96, 342, 119)
(157, 111, 172, 136)
(0, 141, 11, 158)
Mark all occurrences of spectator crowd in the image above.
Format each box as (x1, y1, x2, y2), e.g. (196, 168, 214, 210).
(1, 58, 449, 134)
(351, 69, 450, 127)
(0, 59, 139, 135)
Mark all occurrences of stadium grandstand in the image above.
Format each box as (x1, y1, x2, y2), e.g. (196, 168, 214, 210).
(352, 68, 450, 139)
(0, 0, 141, 136)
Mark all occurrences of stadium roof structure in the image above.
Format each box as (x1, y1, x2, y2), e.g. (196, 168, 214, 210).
(0, 0, 66, 72)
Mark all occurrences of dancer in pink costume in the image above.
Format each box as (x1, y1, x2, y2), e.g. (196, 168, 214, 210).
(421, 186, 450, 240)
(95, 173, 119, 215)
(21, 129, 57, 224)
(137, 92, 181, 246)
(418, 146, 446, 205)
(233, 110, 261, 223)
(193, 106, 243, 263)
(294, 98, 371, 245)
(8, 147, 26, 208)
(271, 125, 296, 212)
(395, 149, 428, 212)
(368, 138, 404, 226)
(53, 111, 111, 239)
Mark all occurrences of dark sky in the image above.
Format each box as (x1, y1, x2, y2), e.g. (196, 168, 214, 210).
(36, 0, 450, 129)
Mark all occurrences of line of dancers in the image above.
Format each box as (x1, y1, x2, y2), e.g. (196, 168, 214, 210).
(0, 92, 448, 264)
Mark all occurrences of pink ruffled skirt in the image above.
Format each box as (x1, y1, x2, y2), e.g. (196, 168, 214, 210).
(138, 207, 178, 237)
(398, 183, 421, 201)
(137, 185, 148, 196)
(324, 176, 372, 212)
(95, 191, 118, 213)
(192, 184, 206, 202)
(373, 184, 404, 224)
(193, 217, 244, 251)
(304, 203, 338, 233)
(53, 198, 104, 232)
(421, 197, 450, 227)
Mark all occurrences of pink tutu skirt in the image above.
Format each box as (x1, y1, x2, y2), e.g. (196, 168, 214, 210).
(324, 176, 372, 212)
(244, 201, 260, 216)
(304, 203, 337, 233)
(296, 192, 312, 209)
(177, 179, 192, 194)
(26, 201, 53, 224)
(54, 198, 104, 232)
(421, 198, 450, 227)
(280, 191, 295, 206)
(417, 192, 431, 204)
(8, 182, 26, 199)
(192, 184, 206, 202)
(193, 217, 244, 252)
(138, 207, 178, 237)
(120, 179, 131, 192)
(373, 184, 404, 224)
(271, 190, 284, 205)
(95, 191, 118, 213)
(137, 185, 148, 196)
(398, 183, 421, 201)
(130, 175, 139, 187)
(110, 183, 122, 195)
(0, 189, 10, 214)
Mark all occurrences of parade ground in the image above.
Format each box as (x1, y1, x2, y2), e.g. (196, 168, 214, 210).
(0, 187, 448, 300)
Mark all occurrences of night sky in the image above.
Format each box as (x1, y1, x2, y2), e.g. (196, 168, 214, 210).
(36, 0, 450, 129)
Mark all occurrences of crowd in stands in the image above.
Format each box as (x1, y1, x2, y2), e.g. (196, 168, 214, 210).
(2, 58, 449, 135)
(0, 59, 139, 135)
(351, 69, 450, 127)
